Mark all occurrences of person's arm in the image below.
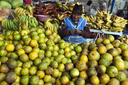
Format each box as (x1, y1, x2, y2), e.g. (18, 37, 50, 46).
(58, 21, 70, 38)
(80, 23, 91, 38)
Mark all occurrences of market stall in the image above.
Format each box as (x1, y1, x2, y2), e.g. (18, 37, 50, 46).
(0, 0, 128, 85)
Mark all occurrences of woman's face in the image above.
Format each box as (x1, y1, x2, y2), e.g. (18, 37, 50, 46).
(71, 13, 81, 22)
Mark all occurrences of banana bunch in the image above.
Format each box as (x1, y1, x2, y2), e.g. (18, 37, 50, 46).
(44, 18, 59, 33)
(69, 3, 75, 11)
(56, 1, 69, 10)
(57, 14, 65, 20)
(18, 15, 38, 30)
(84, 10, 128, 32)
(14, 4, 35, 20)
(2, 19, 19, 33)
(118, 34, 128, 44)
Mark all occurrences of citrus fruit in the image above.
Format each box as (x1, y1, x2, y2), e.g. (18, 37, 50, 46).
(29, 66, 37, 75)
(19, 54, 29, 62)
(20, 68, 29, 75)
(13, 34, 21, 41)
(20, 75, 29, 85)
(75, 77, 85, 85)
(70, 68, 79, 77)
(30, 40, 38, 47)
(60, 76, 69, 85)
(6, 44, 15, 52)
(90, 75, 99, 85)
(43, 75, 51, 83)
(100, 74, 110, 84)
(29, 76, 39, 85)
(29, 51, 38, 60)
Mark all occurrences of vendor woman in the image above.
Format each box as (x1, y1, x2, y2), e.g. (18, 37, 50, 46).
(58, 4, 91, 43)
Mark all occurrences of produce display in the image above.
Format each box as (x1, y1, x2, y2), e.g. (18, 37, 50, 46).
(0, 24, 128, 84)
(0, 1, 128, 85)
(83, 11, 128, 32)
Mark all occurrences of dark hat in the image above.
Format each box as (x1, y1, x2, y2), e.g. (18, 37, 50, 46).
(72, 4, 83, 14)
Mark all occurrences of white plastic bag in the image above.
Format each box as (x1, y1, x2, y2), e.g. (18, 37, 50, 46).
(90, 8, 97, 16)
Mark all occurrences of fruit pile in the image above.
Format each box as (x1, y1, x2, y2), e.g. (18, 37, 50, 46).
(33, 1, 74, 21)
(0, 22, 128, 85)
(83, 11, 128, 32)
(14, 4, 35, 20)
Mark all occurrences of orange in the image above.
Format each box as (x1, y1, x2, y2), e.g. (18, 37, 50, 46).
(45, 50, 52, 58)
(20, 30, 28, 36)
(58, 63, 65, 72)
(107, 78, 120, 85)
(112, 40, 120, 48)
(88, 50, 100, 61)
(115, 47, 122, 55)
(98, 45, 107, 54)
(13, 34, 21, 41)
(45, 29, 52, 36)
(0, 64, 9, 73)
(100, 74, 110, 84)
(34, 58, 41, 66)
(24, 46, 32, 53)
(29, 66, 37, 75)
(20, 68, 29, 75)
(102, 39, 110, 45)
(30, 40, 38, 47)
(60, 76, 69, 84)
(43, 75, 52, 83)
(52, 69, 60, 78)
(52, 51, 59, 57)
(80, 55, 88, 63)
(53, 45, 59, 51)
(48, 34, 54, 41)
(22, 35, 29, 41)
(0, 49, 7, 57)
(105, 43, 114, 50)
(65, 47, 71, 52)
(30, 31, 38, 37)
(36, 70, 45, 79)
(17, 49, 25, 56)
(10, 52, 18, 59)
(15, 43, 22, 51)
(8, 34, 13, 40)
(39, 62, 48, 70)
(38, 37, 45, 43)
(38, 33, 45, 38)
(36, 28, 43, 34)
(95, 38, 103, 44)
(42, 57, 51, 65)
(22, 61, 31, 68)
(32, 47, 40, 53)
(0, 56, 8, 64)
(0, 40, 4, 47)
(75, 46, 82, 53)
(32, 35, 39, 41)
(6, 43, 15, 52)
(14, 67, 22, 76)
(121, 80, 128, 85)
(90, 75, 100, 85)
(29, 76, 39, 85)
(55, 55, 62, 63)
(29, 52, 38, 60)
(106, 35, 115, 42)
(79, 71, 88, 80)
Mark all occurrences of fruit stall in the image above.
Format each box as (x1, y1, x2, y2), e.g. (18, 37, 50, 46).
(0, 0, 128, 85)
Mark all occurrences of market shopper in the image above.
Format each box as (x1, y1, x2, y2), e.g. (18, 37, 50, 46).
(58, 4, 92, 43)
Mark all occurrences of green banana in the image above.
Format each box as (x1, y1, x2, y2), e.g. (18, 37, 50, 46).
(31, 19, 36, 27)
(9, 20, 13, 30)
(25, 16, 28, 25)
(6, 20, 10, 30)
(3, 19, 8, 29)
(54, 18, 60, 24)
(18, 15, 25, 23)
(14, 24, 19, 31)
(12, 19, 19, 28)
(32, 17, 38, 26)
(28, 19, 33, 27)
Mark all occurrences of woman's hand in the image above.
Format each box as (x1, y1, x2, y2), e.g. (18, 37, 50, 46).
(75, 30, 82, 34)
(70, 30, 76, 34)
